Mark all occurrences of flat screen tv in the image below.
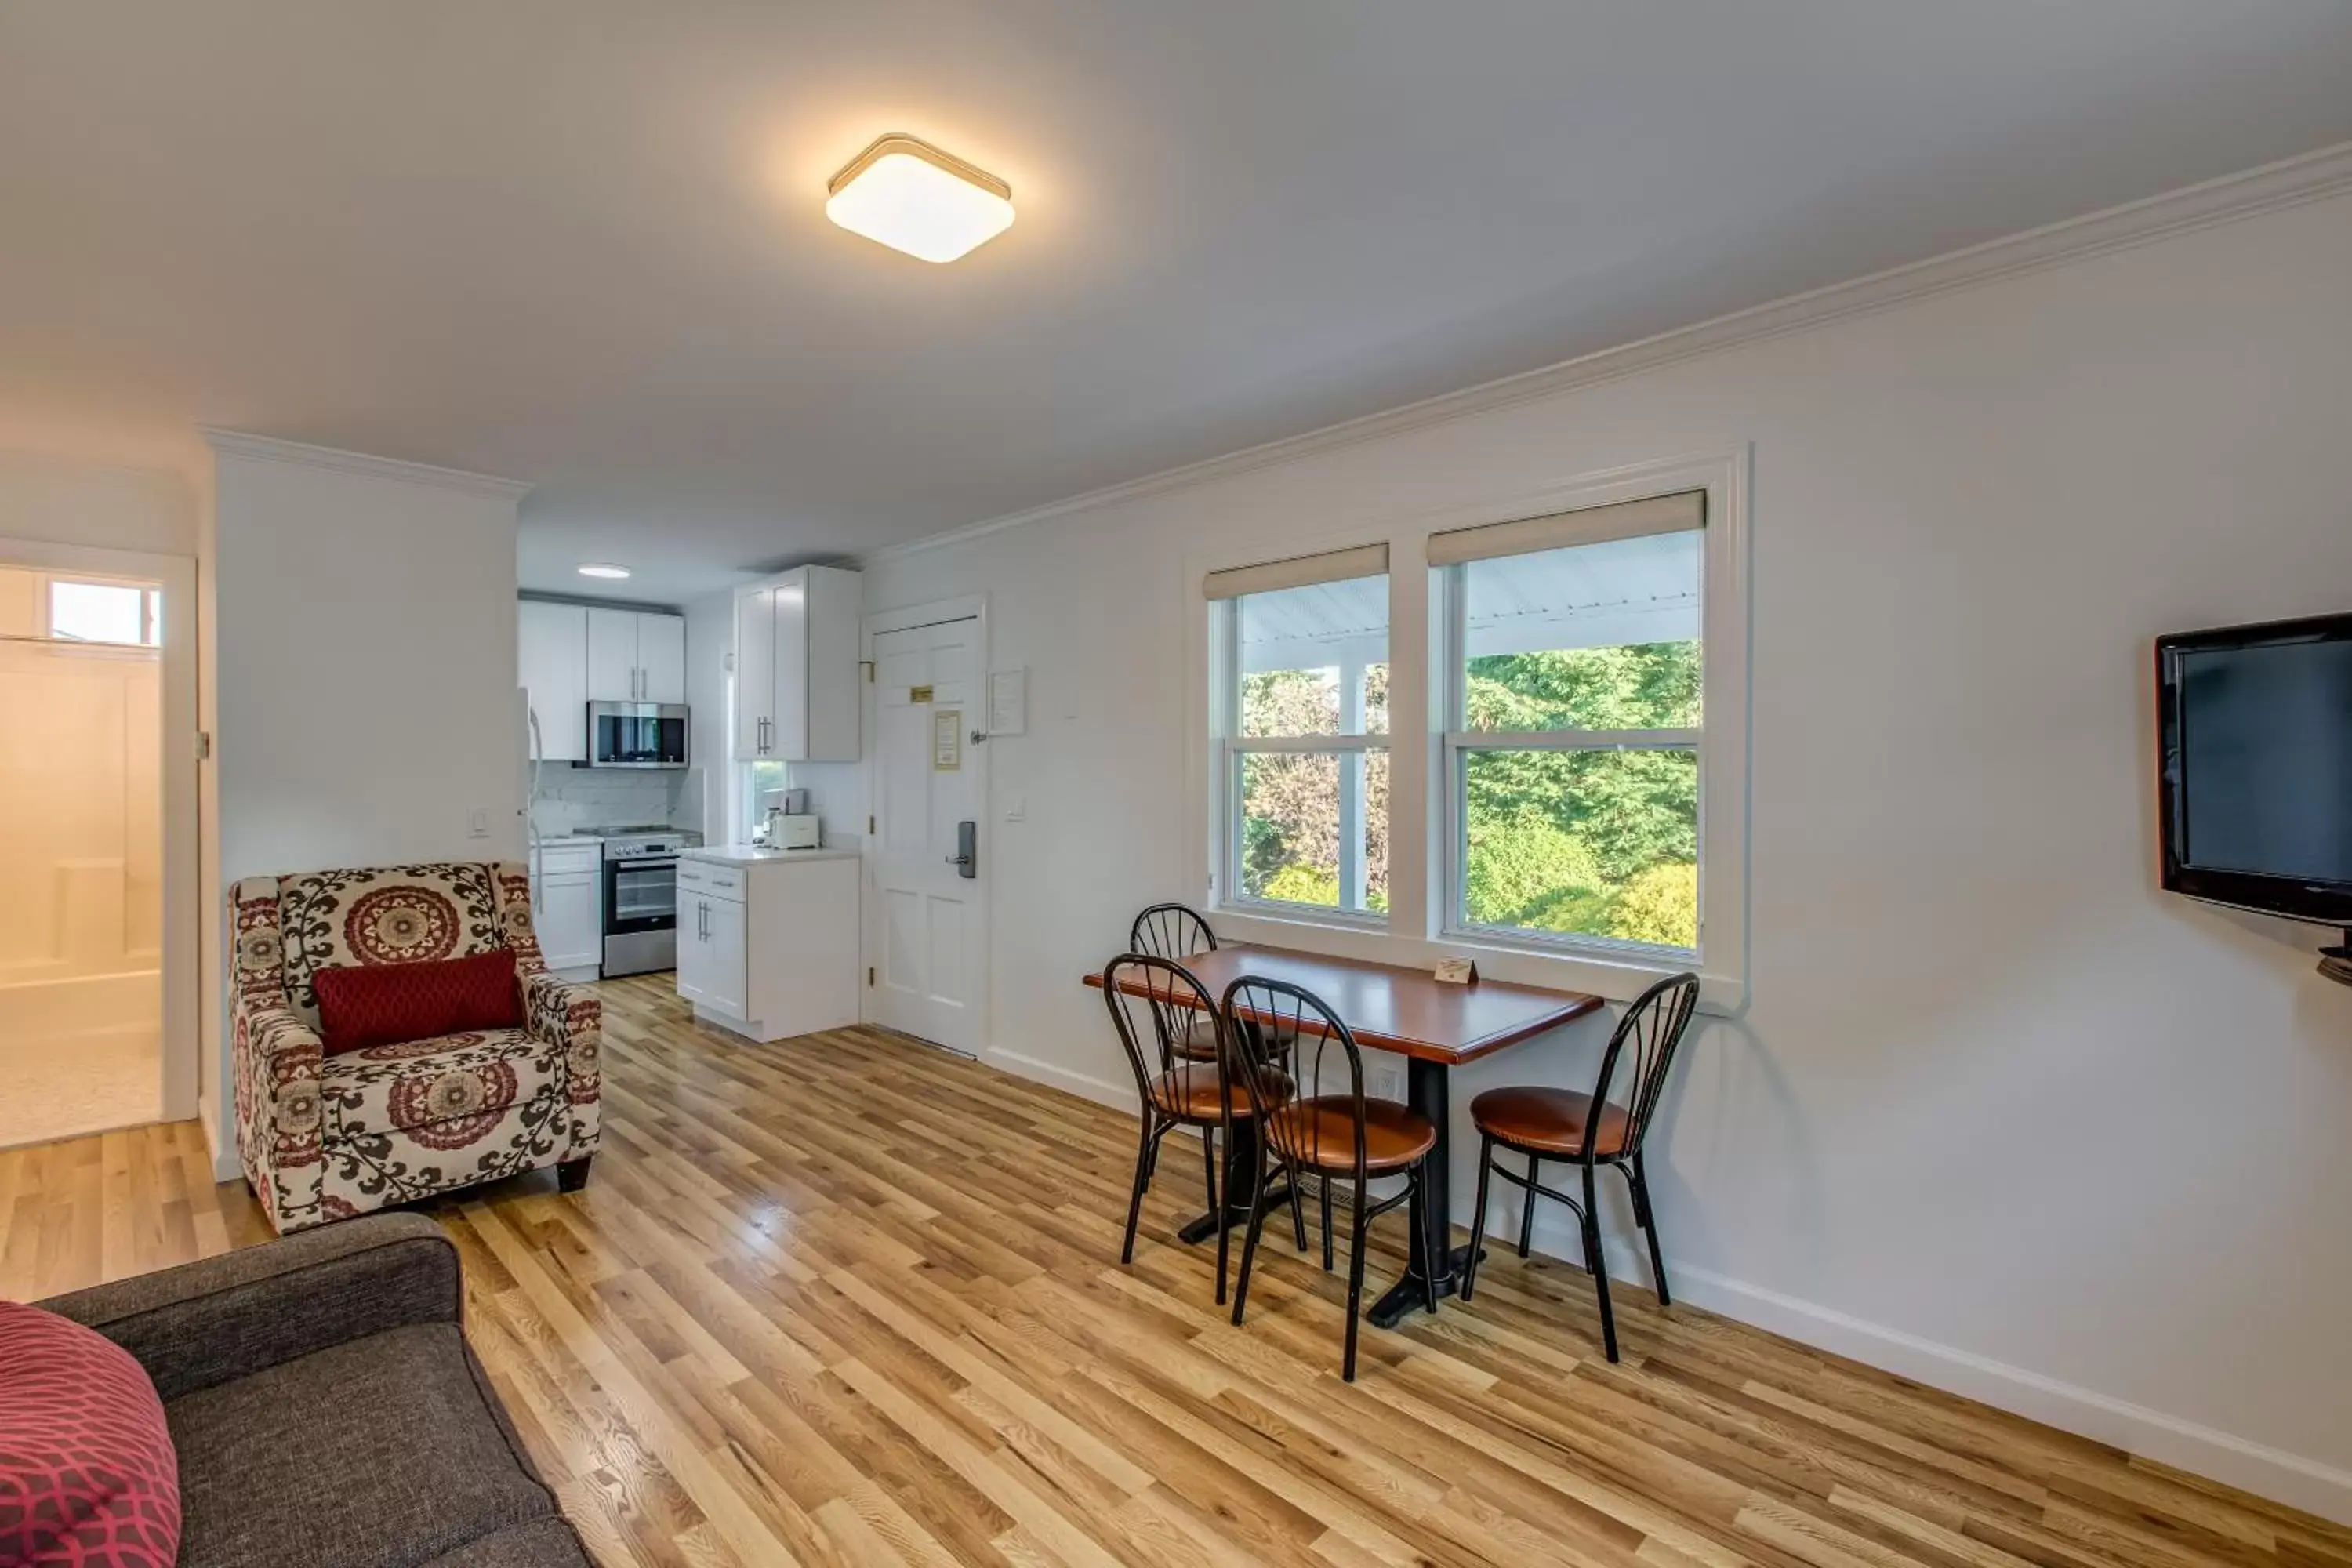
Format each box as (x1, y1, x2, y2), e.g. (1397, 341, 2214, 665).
(2155, 612, 2352, 931)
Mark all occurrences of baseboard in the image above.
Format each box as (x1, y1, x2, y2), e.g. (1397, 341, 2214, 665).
(1501, 1203, 2352, 1526)
(984, 1047, 1136, 1112)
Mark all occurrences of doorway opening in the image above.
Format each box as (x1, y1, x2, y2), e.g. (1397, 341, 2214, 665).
(0, 561, 167, 1146)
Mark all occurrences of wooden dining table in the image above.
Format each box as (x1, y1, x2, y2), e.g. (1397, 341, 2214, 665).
(1083, 942, 1602, 1327)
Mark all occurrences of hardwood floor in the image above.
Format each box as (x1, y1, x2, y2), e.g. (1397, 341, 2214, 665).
(4, 974, 2347, 1568)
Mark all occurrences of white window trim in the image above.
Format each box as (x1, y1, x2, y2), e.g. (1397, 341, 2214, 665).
(1187, 448, 1748, 1011)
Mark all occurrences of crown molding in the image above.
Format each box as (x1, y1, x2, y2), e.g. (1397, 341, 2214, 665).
(200, 429, 534, 502)
(861, 139, 2352, 568)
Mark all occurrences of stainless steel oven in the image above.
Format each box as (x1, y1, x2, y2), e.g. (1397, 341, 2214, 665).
(600, 829, 699, 975)
(588, 702, 688, 768)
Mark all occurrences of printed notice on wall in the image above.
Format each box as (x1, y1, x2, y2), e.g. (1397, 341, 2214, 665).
(932, 707, 963, 771)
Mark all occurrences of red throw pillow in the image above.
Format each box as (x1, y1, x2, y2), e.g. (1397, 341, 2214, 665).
(0, 1301, 180, 1568)
(313, 948, 524, 1055)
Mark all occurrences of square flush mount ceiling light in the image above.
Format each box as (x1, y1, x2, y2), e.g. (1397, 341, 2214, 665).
(826, 134, 1014, 263)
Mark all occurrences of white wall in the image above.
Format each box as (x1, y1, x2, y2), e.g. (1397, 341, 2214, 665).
(198, 437, 528, 1177)
(855, 185, 2352, 1517)
(0, 452, 195, 557)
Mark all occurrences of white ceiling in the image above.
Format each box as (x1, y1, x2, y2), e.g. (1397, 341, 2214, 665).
(4, 2, 2350, 606)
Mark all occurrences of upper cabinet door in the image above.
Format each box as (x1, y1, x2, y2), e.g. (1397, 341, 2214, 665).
(517, 601, 588, 761)
(637, 613, 686, 705)
(585, 608, 640, 701)
(733, 586, 776, 760)
(771, 570, 811, 760)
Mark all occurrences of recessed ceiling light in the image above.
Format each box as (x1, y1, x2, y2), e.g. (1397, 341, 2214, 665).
(826, 134, 1014, 264)
(577, 563, 631, 579)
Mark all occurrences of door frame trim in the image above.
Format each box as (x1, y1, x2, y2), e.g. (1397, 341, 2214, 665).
(0, 534, 201, 1124)
(858, 595, 990, 1055)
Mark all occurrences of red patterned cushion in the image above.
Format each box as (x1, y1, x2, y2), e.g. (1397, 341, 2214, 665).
(313, 948, 523, 1057)
(0, 1301, 180, 1568)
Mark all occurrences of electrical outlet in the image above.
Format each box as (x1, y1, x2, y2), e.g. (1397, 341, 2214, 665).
(1368, 1058, 1405, 1104)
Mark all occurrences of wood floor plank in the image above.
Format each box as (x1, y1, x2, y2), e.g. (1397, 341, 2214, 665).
(5, 975, 2347, 1568)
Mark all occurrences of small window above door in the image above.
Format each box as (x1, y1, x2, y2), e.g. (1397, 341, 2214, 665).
(49, 579, 161, 646)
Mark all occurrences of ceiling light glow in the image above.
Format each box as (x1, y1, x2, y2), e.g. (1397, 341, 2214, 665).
(577, 563, 632, 579)
(826, 134, 1014, 263)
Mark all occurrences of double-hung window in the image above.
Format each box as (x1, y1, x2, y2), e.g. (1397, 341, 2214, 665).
(1436, 492, 1707, 957)
(1208, 545, 1389, 920)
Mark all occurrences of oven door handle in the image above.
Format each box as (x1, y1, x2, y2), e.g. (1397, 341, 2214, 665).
(609, 855, 679, 869)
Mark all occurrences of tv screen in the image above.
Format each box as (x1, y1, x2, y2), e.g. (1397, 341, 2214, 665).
(2157, 614, 2352, 926)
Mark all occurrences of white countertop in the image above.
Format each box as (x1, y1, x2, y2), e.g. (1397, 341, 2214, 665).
(681, 843, 860, 867)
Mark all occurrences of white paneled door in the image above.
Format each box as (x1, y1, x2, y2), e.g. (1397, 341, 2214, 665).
(869, 617, 983, 1055)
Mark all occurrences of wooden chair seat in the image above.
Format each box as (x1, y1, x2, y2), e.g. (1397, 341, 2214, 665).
(1266, 1096, 1436, 1174)
(1166, 1016, 1221, 1062)
(1148, 1063, 1288, 1122)
(1468, 1086, 1631, 1159)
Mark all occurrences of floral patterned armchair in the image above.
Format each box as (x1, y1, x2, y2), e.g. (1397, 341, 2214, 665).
(229, 862, 601, 1233)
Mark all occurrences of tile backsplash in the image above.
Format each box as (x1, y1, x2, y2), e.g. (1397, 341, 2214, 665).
(530, 768, 699, 837)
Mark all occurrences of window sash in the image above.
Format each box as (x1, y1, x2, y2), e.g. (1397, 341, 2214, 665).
(1221, 741, 1389, 923)
(1439, 557, 1704, 958)
(1214, 579, 1393, 925)
(1447, 728, 1700, 752)
(1229, 733, 1382, 754)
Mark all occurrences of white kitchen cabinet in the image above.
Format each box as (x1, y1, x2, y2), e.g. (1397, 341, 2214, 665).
(677, 887, 748, 1017)
(732, 586, 776, 761)
(586, 608, 688, 703)
(529, 839, 604, 976)
(586, 608, 638, 701)
(637, 613, 686, 703)
(674, 849, 858, 1040)
(518, 601, 588, 761)
(732, 565, 860, 762)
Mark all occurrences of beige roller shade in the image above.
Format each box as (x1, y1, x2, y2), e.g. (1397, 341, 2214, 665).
(1202, 542, 1390, 601)
(1425, 490, 1704, 568)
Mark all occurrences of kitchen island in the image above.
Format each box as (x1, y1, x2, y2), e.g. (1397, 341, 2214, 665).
(674, 844, 861, 1040)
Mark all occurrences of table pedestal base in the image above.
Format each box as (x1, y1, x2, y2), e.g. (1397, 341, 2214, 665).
(1173, 1116, 1294, 1249)
(1368, 1241, 1481, 1327)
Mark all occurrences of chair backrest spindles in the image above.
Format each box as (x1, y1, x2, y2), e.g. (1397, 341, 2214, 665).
(1221, 976, 1367, 1185)
(1101, 953, 1218, 1099)
(1131, 903, 1217, 963)
(1588, 971, 1701, 1163)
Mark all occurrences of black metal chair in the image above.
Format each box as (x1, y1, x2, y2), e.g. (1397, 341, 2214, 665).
(1222, 976, 1439, 1382)
(1130, 904, 1221, 1063)
(1131, 902, 1217, 963)
(1099, 953, 1262, 1281)
(1462, 971, 1700, 1362)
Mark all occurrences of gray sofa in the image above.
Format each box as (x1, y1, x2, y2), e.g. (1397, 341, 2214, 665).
(39, 1213, 590, 1568)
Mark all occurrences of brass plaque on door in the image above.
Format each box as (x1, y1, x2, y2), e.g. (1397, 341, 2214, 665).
(910, 684, 934, 702)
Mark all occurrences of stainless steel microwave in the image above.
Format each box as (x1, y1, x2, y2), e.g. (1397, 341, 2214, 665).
(587, 702, 688, 768)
